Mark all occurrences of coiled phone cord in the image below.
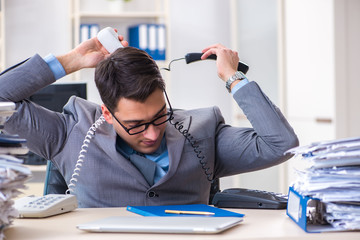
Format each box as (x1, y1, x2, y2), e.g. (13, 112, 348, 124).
(169, 115, 213, 182)
(66, 115, 106, 195)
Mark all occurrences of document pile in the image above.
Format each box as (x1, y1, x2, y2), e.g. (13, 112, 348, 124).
(0, 102, 31, 239)
(287, 137, 360, 231)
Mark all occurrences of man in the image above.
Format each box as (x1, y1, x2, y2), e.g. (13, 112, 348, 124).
(0, 35, 298, 207)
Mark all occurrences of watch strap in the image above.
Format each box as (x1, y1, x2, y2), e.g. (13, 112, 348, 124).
(226, 71, 246, 93)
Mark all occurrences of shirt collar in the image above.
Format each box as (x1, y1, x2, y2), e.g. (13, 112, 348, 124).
(115, 133, 167, 159)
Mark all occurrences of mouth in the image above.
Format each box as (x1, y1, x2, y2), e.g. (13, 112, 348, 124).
(142, 140, 157, 147)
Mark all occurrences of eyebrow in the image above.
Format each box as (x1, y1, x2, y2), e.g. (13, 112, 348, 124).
(122, 104, 167, 124)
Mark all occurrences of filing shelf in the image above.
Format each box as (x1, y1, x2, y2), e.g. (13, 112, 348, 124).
(68, 0, 170, 104)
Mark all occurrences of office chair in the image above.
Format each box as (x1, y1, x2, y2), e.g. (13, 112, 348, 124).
(43, 161, 68, 195)
(43, 160, 220, 204)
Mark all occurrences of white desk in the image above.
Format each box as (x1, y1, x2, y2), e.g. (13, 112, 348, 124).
(4, 208, 359, 240)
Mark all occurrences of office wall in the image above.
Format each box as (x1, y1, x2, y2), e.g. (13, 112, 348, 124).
(168, 0, 232, 122)
(4, 0, 71, 66)
(335, 0, 360, 138)
(227, 0, 282, 192)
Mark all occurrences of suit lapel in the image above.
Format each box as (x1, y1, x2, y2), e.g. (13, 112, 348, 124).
(157, 113, 192, 184)
(100, 127, 150, 188)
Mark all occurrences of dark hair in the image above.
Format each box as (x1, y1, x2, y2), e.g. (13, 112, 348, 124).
(95, 47, 165, 111)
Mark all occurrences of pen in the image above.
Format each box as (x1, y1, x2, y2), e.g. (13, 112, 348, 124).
(165, 210, 215, 215)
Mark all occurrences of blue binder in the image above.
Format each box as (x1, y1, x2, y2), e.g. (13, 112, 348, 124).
(128, 24, 166, 60)
(287, 187, 342, 233)
(127, 204, 244, 217)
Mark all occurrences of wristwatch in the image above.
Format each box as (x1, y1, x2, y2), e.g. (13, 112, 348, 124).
(226, 71, 246, 93)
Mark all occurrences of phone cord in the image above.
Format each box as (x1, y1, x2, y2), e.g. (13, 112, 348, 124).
(66, 115, 106, 195)
(169, 116, 213, 182)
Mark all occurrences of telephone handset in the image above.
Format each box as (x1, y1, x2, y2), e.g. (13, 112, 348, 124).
(184, 53, 249, 74)
(161, 53, 249, 74)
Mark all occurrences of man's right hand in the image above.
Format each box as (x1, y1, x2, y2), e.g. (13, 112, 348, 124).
(201, 43, 239, 82)
(56, 33, 128, 75)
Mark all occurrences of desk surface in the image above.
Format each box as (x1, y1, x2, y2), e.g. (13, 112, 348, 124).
(4, 207, 359, 240)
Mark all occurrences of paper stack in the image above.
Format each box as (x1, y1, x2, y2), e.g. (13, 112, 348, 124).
(287, 137, 360, 231)
(0, 102, 31, 239)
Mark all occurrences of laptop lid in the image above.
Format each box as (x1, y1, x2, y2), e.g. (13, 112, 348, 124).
(76, 216, 243, 234)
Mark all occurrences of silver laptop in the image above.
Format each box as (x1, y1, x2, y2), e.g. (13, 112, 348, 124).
(76, 216, 243, 234)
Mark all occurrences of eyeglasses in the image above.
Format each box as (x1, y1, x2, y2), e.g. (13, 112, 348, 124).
(109, 91, 173, 135)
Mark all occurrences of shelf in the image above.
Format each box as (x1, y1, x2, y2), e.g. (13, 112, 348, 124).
(76, 11, 166, 19)
(70, 0, 170, 103)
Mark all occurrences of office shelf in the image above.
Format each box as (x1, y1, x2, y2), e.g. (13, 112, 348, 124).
(75, 11, 167, 19)
(69, 0, 170, 104)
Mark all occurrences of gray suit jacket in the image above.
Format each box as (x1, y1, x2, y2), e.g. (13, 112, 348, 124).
(0, 54, 298, 207)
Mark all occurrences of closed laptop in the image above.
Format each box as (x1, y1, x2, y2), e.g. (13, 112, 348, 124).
(77, 216, 243, 234)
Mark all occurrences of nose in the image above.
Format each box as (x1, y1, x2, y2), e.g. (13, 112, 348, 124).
(142, 124, 160, 140)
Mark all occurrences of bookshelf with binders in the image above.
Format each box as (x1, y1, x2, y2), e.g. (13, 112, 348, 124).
(69, 0, 170, 105)
(128, 23, 166, 61)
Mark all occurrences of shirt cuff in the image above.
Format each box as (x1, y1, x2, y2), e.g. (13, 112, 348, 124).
(231, 78, 249, 95)
(43, 54, 66, 80)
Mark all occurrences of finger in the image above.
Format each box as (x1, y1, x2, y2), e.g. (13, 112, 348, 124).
(201, 48, 218, 60)
(202, 43, 226, 53)
(116, 35, 129, 47)
(121, 40, 129, 47)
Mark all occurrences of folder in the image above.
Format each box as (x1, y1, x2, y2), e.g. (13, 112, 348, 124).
(157, 24, 166, 60)
(128, 24, 148, 52)
(128, 24, 166, 60)
(148, 24, 157, 58)
(287, 186, 343, 233)
(80, 24, 99, 42)
(126, 204, 244, 217)
(80, 24, 89, 43)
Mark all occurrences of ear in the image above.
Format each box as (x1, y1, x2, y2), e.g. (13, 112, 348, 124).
(101, 104, 113, 124)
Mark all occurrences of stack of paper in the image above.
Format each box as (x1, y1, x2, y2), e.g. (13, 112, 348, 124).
(0, 102, 16, 128)
(286, 137, 360, 231)
(0, 102, 31, 239)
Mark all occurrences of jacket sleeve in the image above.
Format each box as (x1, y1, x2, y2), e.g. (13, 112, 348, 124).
(0, 54, 56, 102)
(214, 81, 299, 178)
(0, 54, 68, 160)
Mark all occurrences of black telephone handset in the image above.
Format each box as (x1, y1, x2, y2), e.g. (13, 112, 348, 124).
(211, 188, 288, 209)
(185, 53, 249, 74)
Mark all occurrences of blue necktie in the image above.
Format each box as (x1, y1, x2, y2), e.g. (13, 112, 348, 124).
(129, 153, 156, 186)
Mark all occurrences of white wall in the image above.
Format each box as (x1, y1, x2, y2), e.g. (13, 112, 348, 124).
(4, 0, 71, 66)
(229, 0, 283, 192)
(235, 0, 279, 105)
(335, 0, 360, 139)
(168, 0, 233, 122)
